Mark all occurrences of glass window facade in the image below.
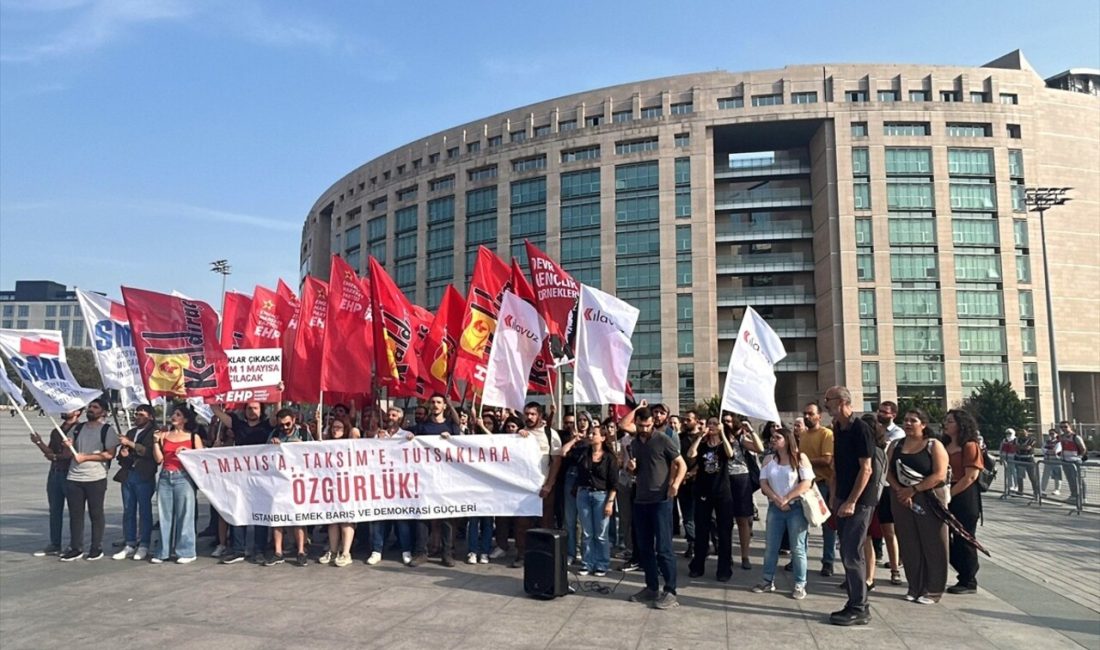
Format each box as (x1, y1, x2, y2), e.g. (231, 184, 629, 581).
(885, 148, 932, 174)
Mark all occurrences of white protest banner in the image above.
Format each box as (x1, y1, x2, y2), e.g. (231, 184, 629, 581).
(76, 289, 148, 407)
(0, 329, 102, 414)
(178, 435, 544, 526)
(205, 348, 283, 403)
(574, 284, 640, 405)
(0, 361, 27, 407)
(721, 306, 787, 423)
(481, 291, 548, 411)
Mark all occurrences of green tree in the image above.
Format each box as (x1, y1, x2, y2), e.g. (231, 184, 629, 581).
(65, 348, 104, 392)
(689, 395, 723, 419)
(898, 392, 947, 427)
(960, 380, 1031, 447)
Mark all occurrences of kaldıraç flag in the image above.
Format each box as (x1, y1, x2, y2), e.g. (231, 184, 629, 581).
(321, 255, 374, 394)
(276, 280, 300, 375)
(0, 360, 27, 407)
(284, 276, 327, 403)
(0, 329, 102, 413)
(481, 291, 548, 411)
(509, 259, 553, 394)
(368, 257, 427, 397)
(721, 306, 787, 423)
(454, 246, 511, 389)
(525, 240, 580, 343)
(220, 291, 252, 351)
(404, 305, 434, 398)
(573, 285, 640, 405)
(75, 289, 148, 406)
(420, 285, 465, 400)
(121, 287, 232, 399)
(243, 285, 288, 350)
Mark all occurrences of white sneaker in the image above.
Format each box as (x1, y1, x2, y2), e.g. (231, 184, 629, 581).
(132, 546, 148, 561)
(176, 556, 197, 565)
(318, 550, 333, 565)
(367, 551, 382, 566)
(479, 554, 490, 564)
(150, 557, 164, 564)
(401, 551, 412, 566)
(1053, 490, 1061, 496)
(489, 546, 507, 559)
(112, 545, 135, 560)
(210, 545, 227, 558)
(467, 552, 478, 565)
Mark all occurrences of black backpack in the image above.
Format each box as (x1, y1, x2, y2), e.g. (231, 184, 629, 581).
(976, 447, 997, 493)
(73, 422, 113, 470)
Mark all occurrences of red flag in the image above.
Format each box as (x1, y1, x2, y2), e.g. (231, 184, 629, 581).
(613, 381, 637, 420)
(454, 246, 511, 390)
(19, 337, 60, 357)
(108, 301, 129, 322)
(243, 285, 288, 349)
(321, 255, 374, 394)
(404, 305, 434, 398)
(276, 280, 301, 377)
(220, 291, 252, 351)
(369, 257, 427, 397)
(525, 240, 580, 342)
(121, 287, 231, 399)
(419, 285, 465, 400)
(283, 277, 327, 403)
(511, 260, 554, 395)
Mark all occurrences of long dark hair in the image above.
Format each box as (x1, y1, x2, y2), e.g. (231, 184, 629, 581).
(773, 426, 801, 467)
(172, 403, 199, 433)
(945, 409, 979, 447)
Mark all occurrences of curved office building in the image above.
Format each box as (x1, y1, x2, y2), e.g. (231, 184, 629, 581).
(301, 50, 1100, 423)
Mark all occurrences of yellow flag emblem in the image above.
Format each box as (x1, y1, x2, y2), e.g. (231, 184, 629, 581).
(148, 353, 188, 394)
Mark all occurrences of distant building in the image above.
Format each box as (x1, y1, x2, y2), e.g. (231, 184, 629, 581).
(0, 281, 95, 347)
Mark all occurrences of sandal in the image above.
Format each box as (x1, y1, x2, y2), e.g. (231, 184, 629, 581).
(891, 570, 903, 585)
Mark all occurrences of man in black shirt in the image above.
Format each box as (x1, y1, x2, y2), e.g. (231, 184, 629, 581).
(824, 385, 880, 626)
(410, 394, 462, 567)
(212, 402, 275, 564)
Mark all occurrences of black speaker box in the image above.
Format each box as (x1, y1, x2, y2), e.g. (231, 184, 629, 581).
(523, 528, 568, 599)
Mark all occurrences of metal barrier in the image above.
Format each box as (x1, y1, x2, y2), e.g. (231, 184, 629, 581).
(992, 454, 1093, 515)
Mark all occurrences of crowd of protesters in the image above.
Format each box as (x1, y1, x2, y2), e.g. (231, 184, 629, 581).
(25, 387, 1089, 622)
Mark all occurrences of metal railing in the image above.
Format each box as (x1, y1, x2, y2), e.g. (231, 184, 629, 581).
(993, 454, 1094, 515)
(714, 224, 814, 241)
(716, 286, 816, 305)
(714, 160, 812, 177)
(715, 252, 814, 273)
(714, 187, 812, 209)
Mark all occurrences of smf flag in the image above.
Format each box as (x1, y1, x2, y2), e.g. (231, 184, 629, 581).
(0, 329, 101, 414)
(122, 288, 232, 399)
(573, 285, 640, 405)
(0, 364, 26, 407)
(721, 306, 787, 424)
(481, 292, 548, 412)
(75, 289, 148, 407)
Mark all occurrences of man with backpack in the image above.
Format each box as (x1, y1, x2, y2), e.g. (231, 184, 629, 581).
(59, 398, 119, 561)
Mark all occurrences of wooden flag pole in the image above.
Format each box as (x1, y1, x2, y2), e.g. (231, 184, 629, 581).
(10, 402, 37, 436)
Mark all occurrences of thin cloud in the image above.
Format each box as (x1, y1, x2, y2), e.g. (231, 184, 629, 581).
(1, 198, 299, 233)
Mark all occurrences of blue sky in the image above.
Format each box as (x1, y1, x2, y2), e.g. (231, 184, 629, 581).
(1, 0, 1097, 307)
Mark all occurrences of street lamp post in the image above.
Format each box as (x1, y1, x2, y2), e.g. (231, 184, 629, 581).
(1024, 187, 1072, 424)
(210, 260, 231, 330)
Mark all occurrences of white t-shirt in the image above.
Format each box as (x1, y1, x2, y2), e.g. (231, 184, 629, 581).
(760, 454, 814, 496)
(523, 425, 562, 480)
(886, 422, 905, 443)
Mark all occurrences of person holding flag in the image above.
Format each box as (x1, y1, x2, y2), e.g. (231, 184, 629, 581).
(59, 398, 119, 562)
(28, 409, 83, 558)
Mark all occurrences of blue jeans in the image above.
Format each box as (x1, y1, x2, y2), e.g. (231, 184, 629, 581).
(230, 525, 269, 555)
(818, 482, 836, 565)
(121, 472, 155, 547)
(576, 489, 611, 572)
(467, 517, 493, 555)
(633, 499, 677, 594)
(763, 502, 809, 586)
(370, 521, 391, 553)
(156, 470, 197, 560)
(563, 467, 579, 557)
(394, 520, 415, 553)
(47, 469, 67, 549)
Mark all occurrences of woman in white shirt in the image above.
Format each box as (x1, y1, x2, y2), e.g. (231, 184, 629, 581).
(752, 426, 815, 600)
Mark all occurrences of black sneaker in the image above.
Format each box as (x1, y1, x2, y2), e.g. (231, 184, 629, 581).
(629, 587, 659, 603)
(946, 583, 977, 595)
(820, 563, 834, 577)
(220, 552, 246, 565)
(622, 561, 640, 572)
(682, 547, 694, 559)
(263, 553, 285, 567)
(409, 553, 428, 568)
(830, 608, 870, 626)
(33, 545, 61, 557)
(441, 554, 456, 568)
(653, 591, 679, 609)
(296, 553, 308, 567)
(85, 547, 104, 561)
(59, 548, 83, 562)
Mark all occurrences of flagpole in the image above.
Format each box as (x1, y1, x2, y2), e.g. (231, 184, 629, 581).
(317, 391, 324, 441)
(10, 400, 37, 436)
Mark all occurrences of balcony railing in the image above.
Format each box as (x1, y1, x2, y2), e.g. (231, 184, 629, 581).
(715, 187, 812, 210)
(716, 252, 814, 274)
(718, 318, 815, 338)
(716, 287, 815, 306)
(714, 223, 813, 241)
(715, 159, 812, 179)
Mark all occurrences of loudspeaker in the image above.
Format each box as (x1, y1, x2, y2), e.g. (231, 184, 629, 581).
(523, 528, 568, 599)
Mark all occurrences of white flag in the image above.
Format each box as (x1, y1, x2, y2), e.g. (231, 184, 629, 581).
(0, 329, 102, 414)
(482, 292, 548, 411)
(75, 289, 148, 407)
(721, 307, 787, 423)
(0, 361, 27, 407)
(574, 285, 640, 405)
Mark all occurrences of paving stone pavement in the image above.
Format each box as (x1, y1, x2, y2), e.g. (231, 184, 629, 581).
(1, 415, 1097, 649)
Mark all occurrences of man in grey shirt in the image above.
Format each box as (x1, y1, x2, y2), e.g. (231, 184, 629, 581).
(59, 398, 119, 561)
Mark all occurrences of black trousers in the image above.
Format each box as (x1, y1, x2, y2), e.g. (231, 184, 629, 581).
(689, 494, 733, 578)
(948, 482, 981, 588)
(66, 478, 107, 552)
